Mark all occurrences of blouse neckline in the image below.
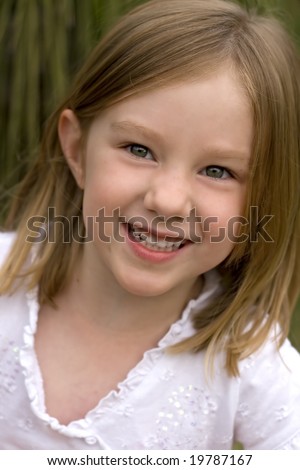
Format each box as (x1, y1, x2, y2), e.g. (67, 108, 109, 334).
(19, 270, 220, 440)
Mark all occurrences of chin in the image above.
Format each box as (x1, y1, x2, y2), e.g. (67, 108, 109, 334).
(115, 274, 174, 298)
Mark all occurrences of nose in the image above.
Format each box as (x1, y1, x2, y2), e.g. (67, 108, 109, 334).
(143, 168, 193, 219)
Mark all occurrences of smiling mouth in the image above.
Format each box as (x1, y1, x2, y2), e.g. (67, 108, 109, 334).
(127, 223, 189, 252)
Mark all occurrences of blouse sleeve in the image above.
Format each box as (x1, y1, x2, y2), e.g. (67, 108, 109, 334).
(234, 336, 300, 449)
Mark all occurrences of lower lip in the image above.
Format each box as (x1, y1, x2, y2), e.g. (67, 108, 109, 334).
(122, 224, 189, 263)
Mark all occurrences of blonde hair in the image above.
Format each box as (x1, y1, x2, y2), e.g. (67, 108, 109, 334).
(1, 0, 300, 375)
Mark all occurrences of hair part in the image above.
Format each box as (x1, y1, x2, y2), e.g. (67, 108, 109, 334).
(1, 0, 300, 375)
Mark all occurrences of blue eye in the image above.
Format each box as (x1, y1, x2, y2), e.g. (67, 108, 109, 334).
(204, 166, 231, 179)
(128, 144, 153, 160)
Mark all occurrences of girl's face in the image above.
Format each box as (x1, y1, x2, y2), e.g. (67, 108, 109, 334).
(60, 68, 253, 298)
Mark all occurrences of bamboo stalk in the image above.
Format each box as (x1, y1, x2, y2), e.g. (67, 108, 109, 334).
(25, 0, 40, 155)
(0, 0, 14, 181)
(7, 0, 27, 174)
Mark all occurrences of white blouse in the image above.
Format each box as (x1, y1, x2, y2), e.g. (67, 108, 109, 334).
(0, 232, 300, 450)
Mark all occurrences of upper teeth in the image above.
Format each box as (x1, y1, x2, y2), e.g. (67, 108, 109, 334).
(131, 226, 184, 249)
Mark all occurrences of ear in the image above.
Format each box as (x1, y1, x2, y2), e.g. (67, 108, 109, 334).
(58, 109, 85, 189)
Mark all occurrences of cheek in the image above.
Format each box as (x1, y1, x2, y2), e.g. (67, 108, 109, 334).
(82, 170, 121, 214)
(198, 192, 246, 243)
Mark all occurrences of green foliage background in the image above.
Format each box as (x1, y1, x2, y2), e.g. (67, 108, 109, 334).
(0, 0, 299, 349)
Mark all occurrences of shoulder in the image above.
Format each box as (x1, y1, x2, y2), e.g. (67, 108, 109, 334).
(0, 230, 31, 337)
(0, 231, 16, 265)
(239, 333, 300, 388)
(0, 230, 26, 310)
(236, 335, 300, 449)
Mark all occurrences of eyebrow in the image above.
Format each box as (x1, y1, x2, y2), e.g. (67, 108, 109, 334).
(202, 147, 251, 162)
(111, 120, 251, 161)
(111, 120, 163, 142)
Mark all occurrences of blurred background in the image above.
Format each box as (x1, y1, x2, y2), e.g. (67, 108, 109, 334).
(0, 0, 299, 350)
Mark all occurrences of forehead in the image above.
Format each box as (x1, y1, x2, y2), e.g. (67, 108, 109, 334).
(90, 68, 253, 157)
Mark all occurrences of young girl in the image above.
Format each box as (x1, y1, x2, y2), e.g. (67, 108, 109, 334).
(0, 0, 300, 450)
